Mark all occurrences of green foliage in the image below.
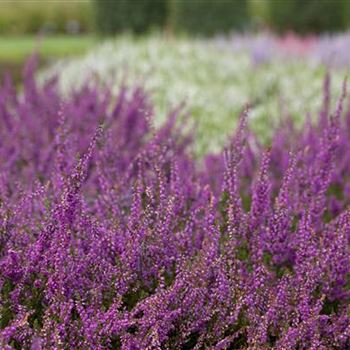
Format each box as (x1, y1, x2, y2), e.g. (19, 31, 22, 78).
(93, 0, 249, 36)
(2, 0, 349, 37)
(248, 0, 269, 29)
(93, 0, 168, 35)
(0, 279, 15, 329)
(174, 0, 249, 36)
(268, 0, 349, 34)
(0, 0, 93, 35)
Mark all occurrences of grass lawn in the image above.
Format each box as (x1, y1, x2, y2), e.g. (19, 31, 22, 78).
(0, 35, 98, 83)
(0, 35, 97, 63)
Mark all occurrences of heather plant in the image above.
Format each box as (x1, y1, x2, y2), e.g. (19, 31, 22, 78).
(1, 62, 350, 349)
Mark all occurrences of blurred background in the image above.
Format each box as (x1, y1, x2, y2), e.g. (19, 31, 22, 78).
(1, 0, 350, 79)
(2, 0, 350, 154)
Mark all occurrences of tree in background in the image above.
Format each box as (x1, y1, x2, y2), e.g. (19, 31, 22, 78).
(174, 0, 249, 36)
(93, 0, 350, 36)
(268, 0, 349, 34)
(94, 0, 167, 34)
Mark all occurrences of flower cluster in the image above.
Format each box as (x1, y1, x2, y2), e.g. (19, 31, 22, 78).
(215, 31, 350, 69)
(43, 35, 348, 155)
(0, 61, 350, 349)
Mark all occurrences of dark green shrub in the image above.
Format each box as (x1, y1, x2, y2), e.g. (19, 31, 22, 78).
(174, 0, 249, 36)
(93, 0, 168, 35)
(268, 0, 349, 34)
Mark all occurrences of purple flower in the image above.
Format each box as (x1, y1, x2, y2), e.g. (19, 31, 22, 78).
(0, 59, 350, 349)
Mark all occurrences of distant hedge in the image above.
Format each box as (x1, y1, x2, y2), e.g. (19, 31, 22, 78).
(94, 0, 168, 34)
(267, 0, 349, 34)
(1, 0, 350, 37)
(174, 0, 249, 36)
(93, 0, 350, 36)
(93, 0, 249, 36)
